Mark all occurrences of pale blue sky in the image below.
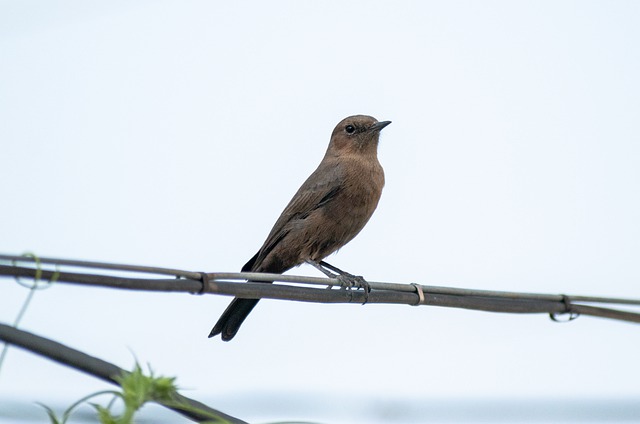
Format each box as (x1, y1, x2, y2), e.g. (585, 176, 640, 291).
(1, 1, 639, 422)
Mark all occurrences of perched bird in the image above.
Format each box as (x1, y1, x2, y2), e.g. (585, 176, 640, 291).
(209, 115, 391, 341)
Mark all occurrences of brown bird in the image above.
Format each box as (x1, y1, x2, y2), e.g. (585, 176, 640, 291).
(209, 115, 391, 341)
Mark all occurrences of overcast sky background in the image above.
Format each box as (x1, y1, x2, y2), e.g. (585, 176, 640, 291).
(1, 1, 639, 423)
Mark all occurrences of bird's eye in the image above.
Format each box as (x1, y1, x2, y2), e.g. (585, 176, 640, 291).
(345, 125, 355, 134)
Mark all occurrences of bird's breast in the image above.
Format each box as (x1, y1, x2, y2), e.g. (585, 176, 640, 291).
(321, 157, 384, 237)
(289, 154, 385, 263)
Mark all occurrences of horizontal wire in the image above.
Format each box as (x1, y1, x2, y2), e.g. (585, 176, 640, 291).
(1, 254, 640, 323)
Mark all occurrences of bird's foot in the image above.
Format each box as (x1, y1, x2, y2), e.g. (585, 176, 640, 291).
(336, 273, 370, 304)
(306, 260, 370, 304)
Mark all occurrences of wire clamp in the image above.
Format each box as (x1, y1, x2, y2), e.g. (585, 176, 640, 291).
(411, 283, 425, 306)
(197, 272, 209, 295)
(549, 294, 580, 322)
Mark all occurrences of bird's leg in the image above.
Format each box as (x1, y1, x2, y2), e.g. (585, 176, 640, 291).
(305, 259, 354, 302)
(319, 261, 369, 291)
(316, 261, 347, 275)
(305, 259, 340, 287)
(307, 260, 370, 304)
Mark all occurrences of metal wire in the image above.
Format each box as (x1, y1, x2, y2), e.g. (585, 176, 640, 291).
(1, 254, 640, 324)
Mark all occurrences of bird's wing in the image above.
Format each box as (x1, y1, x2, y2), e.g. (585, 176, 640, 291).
(246, 160, 345, 271)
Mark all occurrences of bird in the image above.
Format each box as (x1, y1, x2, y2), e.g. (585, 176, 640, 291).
(209, 115, 391, 341)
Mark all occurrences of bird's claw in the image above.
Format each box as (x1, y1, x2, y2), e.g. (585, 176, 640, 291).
(306, 259, 370, 303)
(336, 273, 370, 304)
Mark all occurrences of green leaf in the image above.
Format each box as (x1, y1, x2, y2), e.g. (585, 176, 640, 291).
(93, 404, 118, 424)
(36, 402, 62, 424)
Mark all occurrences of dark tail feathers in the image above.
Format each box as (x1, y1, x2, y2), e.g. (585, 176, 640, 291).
(208, 297, 259, 341)
(209, 251, 275, 341)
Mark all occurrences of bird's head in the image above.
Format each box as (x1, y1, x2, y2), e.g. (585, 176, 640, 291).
(327, 115, 391, 156)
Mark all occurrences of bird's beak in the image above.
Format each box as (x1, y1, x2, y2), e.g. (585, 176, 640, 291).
(369, 121, 392, 132)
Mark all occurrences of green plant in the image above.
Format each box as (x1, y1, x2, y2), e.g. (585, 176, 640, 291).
(39, 363, 179, 424)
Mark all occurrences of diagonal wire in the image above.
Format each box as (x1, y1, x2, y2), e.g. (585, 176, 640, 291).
(0, 323, 247, 424)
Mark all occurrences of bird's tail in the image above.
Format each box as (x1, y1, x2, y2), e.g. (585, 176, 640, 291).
(209, 249, 285, 341)
(208, 297, 259, 341)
